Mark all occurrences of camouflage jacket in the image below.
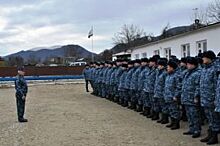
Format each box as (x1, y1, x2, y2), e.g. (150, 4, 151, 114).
(164, 70, 181, 103)
(154, 68, 167, 99)
(130, 66, 142, 90)
(143, 67, 157, 94)
(15, 75, 28, 97)
(200, 62, 218, 107)
(181, 67, 201, 106)
(118, 69, 128, 91)
(124, 67, 135, 89)
(138, 66, 149, 91)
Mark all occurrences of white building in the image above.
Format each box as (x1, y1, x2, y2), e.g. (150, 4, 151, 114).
(127, 22, 220, 60)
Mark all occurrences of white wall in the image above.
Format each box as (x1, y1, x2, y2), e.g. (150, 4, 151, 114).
(131, 25, 220, 60)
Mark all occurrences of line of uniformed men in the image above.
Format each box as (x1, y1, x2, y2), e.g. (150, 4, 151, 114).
(83, 50, 220, 145)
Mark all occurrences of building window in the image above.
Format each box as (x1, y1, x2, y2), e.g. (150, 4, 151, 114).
(154, 50, 160, 55)
(164, 48, 171, 59)
(142, 52, 147, 58)
(196, 40, 207, 53)
(181, 44, 190, 57)
(135, 54, 140, 59)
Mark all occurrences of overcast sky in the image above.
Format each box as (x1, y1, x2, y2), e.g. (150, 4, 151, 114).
(0, 0, 212, 56)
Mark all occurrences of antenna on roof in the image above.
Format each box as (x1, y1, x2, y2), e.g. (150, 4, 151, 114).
(193, 8, 199, 20)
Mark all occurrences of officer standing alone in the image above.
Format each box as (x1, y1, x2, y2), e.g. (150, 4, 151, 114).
(15, 67, 28, 123)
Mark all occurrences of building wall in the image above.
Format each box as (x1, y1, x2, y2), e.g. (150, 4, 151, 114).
(0, 66, 84, 77)
(131, 24, 220, 60)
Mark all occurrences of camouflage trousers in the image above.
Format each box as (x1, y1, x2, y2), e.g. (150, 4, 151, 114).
(203, 107, 220, 132)
(123, 89, 131, 102)
(152, 97, 165, 113)
(138, 91, 144, 105)
(16, 95, 26, 120)
(167, 102, 181, 120)
(185, 105, 201, 133)
(114, 84, 120, 97)
(130, 89, 139, 104)
(101, 83, 107, 97)
(142, 92, 153, 108)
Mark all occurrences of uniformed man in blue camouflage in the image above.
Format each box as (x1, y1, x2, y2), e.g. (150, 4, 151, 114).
(109, 62, 117, 100)
(215, 52, 220, 114)
(124, 61, 135, 108)
(130, 59, 142, 110)
(137, 58, 149, 112)
(153, 58, 168, 122)
(89, 62, 95, 94)
(164, 61, 182, 130)
(178, 58, 188, 122)
(105, 62, 114, 99)
(93, 62, 100, 96)
(199, 51, 220, 145)
(215, 61, 220, 113)
(181, 57, 201, 138)
(143, 57, 158, 118)
(113, 59, 123, 102)
(15, 67, 28, 123)
(82, 64, 91, 92)
(118, 63, 128, 106)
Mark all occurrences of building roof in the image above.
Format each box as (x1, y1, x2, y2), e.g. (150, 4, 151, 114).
(132, 21, 220, 50)
(112, 50, 131, 57)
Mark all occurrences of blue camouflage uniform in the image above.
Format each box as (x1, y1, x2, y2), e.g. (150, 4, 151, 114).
(164, 70, 181, 120)
(130, 66, 142, 104)
(101, 67, 108, 98)
(138, 66, 150, 106)
(200, 62, 220, 132)
(15, 75, 28, 121)
(118, 69, 128, 102)
(96, 68, 103, 96)
(153, 68, 167, 113)
(114, 67, 123, 99)
(82, 67, 91, 92)
(105, 67, 114, 98)
(124, 67, 135, 102)
(109, 67, 117, 97)
(181, 67, 201, 134)
(143, 67, 157, 108)
(215, 71, 220, 113)
(90, 67, 96, 91)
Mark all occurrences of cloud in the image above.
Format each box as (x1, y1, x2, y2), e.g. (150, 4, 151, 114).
(0, 0, 213, 56)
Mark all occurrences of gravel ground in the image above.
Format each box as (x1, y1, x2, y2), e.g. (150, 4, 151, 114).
(0, 83, 214, 146)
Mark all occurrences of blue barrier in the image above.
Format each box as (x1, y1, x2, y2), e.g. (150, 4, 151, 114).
(0, 75, 84, 82)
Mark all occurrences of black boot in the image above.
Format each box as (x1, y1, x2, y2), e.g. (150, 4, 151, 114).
(201, 129, 212, 143)
(152, 112, 159, 121)
(170, 119, 180, 130)
(136, 104, 143, 112)
(123, 101, 128, 107)
(161, 114, 169, 124)
(207, 131, 218, 145)
(131, 102, 136, 110)
(166, 117, 174, 128)
(140, 107, 149, 116)
(147, 110, 154, 118)
(18, 118, 28, 123)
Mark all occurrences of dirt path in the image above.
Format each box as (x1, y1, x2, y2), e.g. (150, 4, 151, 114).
(0, 84, 210, 146)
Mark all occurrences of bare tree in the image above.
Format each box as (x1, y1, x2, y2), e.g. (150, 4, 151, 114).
(190, 8, 209, 24)
(207, 0, 220, 22)
(112, 24, 145, 45)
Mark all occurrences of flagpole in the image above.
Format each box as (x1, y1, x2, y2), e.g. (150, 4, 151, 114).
(91, 26, 94, 62)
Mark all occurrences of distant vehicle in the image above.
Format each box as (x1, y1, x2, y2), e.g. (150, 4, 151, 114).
(69, 62, 87, 66)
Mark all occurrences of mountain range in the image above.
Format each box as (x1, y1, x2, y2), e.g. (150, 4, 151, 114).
(4, 44, 96, 63)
